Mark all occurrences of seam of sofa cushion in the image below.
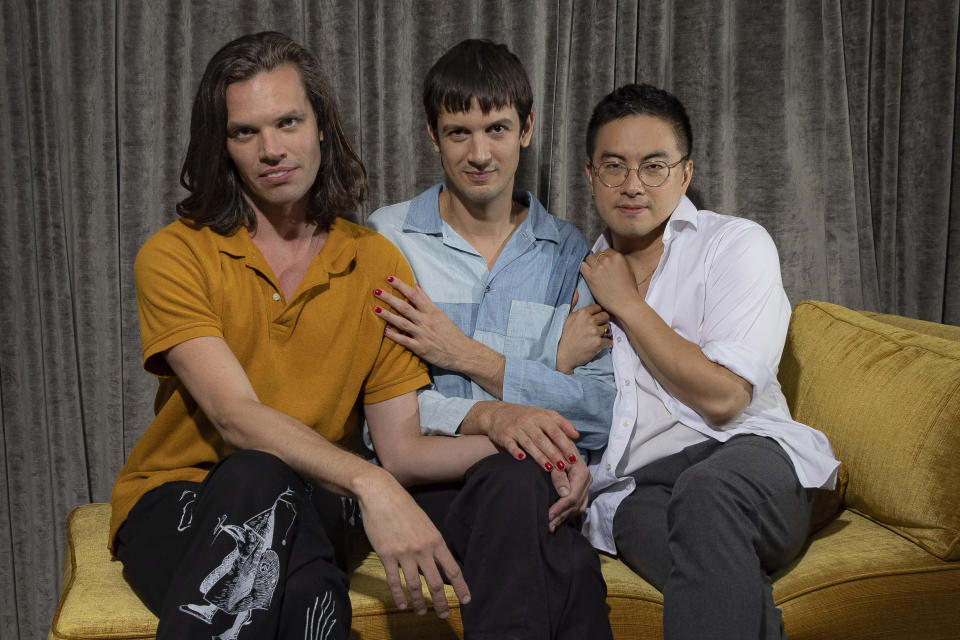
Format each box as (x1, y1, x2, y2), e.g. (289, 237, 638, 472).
(847, 502, 960, 562)
(48, 506, 79, 640)
(799, 301, 960, 359)
(776, 562, 960, 606)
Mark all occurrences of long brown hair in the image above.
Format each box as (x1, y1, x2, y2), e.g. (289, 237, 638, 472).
(177, 31, 367, 234)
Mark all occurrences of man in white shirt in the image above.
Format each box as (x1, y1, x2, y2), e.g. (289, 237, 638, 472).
(569, 84, 840, 639)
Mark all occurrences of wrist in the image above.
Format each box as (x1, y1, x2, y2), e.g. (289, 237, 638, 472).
(350, 464, 396, 504)
(461, 401, 498, 436)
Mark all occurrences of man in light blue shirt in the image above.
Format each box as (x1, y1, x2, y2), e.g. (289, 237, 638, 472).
(365, 39, 615, 639)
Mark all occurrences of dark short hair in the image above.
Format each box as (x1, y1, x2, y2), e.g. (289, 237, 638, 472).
(585, 84, 693, 161)
(177, 31, 367, 234)
(423, 39, 533, 136)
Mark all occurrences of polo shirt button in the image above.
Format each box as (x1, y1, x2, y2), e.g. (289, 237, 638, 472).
(272, 293, 280, 301)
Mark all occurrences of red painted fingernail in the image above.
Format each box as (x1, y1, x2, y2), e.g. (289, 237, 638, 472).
(568, 455, 577, 463)
(387, 276, 395, 283)
(374, 288, 383, 296)
(374, 306, 382, 313)
(517, 452, 525, 460)
(544, 462, 554, 471)
(556, 460, 565, 470)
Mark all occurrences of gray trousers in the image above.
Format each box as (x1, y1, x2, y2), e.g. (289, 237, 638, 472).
(612, 435, 816, 640)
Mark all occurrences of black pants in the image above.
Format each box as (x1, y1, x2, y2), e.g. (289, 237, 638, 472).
(413, 451, 613, 640)
(116, 450, 352, 640)
(612, 435, 817, 640)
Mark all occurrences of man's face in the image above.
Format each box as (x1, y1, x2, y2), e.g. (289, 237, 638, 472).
(585, 114, 692, 245)
(225, 64, 323, 216)
(429, 99, 533, 208)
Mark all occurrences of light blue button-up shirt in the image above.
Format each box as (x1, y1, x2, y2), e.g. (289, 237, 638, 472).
(367, 184, 615, 452)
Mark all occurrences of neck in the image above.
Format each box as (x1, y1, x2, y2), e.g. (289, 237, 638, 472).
(249, 196, 318, 243)
(438, 183, 526, 241)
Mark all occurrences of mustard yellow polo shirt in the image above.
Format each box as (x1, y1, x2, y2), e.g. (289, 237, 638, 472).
(109, 217, 430, 549)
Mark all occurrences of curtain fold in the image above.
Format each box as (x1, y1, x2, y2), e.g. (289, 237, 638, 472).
(2, 1, 958, 637)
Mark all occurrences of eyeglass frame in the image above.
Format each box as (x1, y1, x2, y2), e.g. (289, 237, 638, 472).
(590, 154, 690, 189)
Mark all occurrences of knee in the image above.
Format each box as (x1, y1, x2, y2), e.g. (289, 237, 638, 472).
(205, 450, 306, 497)
(466, 451, 549, 498)
(668, 464, 748, 530)
(458, 452, 555, 518)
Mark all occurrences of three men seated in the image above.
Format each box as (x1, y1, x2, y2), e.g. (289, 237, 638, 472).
(110, 31, 837, 640)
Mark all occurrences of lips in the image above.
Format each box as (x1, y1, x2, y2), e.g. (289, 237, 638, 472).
(616, 202, 649, 214)
(260, 167, 297, 184)
(465, 169, 495, 182)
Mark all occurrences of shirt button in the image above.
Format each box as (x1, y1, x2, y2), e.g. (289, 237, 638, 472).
(622, 420, 629, 427)
(272, 293, 281, 301)
(624, 380, 631, 386)
(616, 336, 622, 343)
(485, 285, 492, 293)
(606, 464, 612, 471)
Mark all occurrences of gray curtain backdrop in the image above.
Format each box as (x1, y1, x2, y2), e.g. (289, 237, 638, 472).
(1, 1, 958, 637)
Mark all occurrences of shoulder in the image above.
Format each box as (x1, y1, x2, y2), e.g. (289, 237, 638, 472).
(688, 210, 781, 279)
(691, 210, 777, 256)
(135, 220, 219, 272)
(366, 199, 413, 234)
(528, 193, 589, 256)
(332, 217, 409, 273)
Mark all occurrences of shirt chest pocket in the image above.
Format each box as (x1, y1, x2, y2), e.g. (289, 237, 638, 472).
(504, 300, 566, 366)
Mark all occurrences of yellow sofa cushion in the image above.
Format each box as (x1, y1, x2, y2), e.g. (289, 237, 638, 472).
(50, 503, 156, 640)
(779, 301, 960, 560)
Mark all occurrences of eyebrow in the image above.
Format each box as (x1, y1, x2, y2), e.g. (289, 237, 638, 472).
(226, 109, 308, 132)
(440, 117, 513, 135)
(598, 150, 670, 163)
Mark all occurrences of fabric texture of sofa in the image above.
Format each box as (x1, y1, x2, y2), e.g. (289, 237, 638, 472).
(49, 300, 960, 639)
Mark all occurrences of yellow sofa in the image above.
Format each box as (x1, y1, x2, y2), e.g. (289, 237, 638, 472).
(50, 301, 960, 639)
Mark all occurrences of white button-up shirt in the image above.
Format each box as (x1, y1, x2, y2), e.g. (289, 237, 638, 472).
(582, 196, 839, 554)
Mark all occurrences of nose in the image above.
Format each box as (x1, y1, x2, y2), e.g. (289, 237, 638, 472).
(621, 167, 646, 195)
(259, 128, 286, 164)
(467, 135, 492, 167)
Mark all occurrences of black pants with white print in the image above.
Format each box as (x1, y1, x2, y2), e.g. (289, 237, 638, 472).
(116, 450, 352, 640)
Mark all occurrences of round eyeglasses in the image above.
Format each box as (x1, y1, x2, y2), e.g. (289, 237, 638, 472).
(592, 155, 689, 188)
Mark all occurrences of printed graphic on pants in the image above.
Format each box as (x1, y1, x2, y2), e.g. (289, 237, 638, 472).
(304, 591, 338, 640)
(179, 488, 297, 640)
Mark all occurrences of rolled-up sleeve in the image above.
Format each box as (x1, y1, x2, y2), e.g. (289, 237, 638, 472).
(699, 223, 792, 399)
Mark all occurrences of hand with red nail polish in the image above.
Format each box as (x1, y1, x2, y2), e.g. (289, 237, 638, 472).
(459, 401, 581, 482)
(548, 462, 593, 532)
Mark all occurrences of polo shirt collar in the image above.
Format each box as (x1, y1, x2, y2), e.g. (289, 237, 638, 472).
(400, 183, 561, 244)
(213, 218, 357, 288)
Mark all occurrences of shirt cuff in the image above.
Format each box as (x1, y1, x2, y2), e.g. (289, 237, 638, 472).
(701, 340, 775, 399)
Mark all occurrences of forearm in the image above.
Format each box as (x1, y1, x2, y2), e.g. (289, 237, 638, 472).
(450, 339, 506, 398)
(366, 392, 497, 486)
(213, 397, 393, 500)
(611, 296, 751, 426)
(380, 434, 497, 486)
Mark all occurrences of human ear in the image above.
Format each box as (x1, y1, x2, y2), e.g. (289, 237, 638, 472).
(426, 120, 440, 152)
